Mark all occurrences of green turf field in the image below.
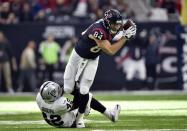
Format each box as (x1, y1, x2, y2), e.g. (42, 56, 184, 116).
(0, 92, 187, 131)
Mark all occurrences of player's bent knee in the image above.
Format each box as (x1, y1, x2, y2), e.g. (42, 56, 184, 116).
(64, 79, 75, 94)
(80, 86, 89, 95)
(64, 85, 74, 94)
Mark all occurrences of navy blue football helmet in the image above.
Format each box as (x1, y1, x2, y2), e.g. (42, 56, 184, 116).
(103, 9, 123, 34)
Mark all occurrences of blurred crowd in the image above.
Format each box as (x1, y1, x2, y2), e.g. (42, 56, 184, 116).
(0, 0, 186, 93)
(0, 0, 136, 24)
(148, 0, 181, 21)
(0, 27, 177, 93)
(115, 27, 177, 90)
(0, 0, 184, 24)
(0, 30, 76, 93)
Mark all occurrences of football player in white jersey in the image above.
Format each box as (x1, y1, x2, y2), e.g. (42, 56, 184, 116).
(36, 81, 121, 128)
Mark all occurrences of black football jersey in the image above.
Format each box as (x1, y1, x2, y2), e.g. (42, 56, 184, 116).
(75, 19, 114, 59)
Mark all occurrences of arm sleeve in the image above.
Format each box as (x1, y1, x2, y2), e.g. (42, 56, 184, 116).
(113, 31, 123, 41)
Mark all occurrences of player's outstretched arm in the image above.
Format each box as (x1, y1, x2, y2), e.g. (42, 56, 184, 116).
(89, 34, 127, 55)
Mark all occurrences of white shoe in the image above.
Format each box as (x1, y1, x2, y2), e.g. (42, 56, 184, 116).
(76, 113, 85, 128)
(109, 104, 121, 122)
(84, 93, 93, 116)
(76, 118, 85, 128)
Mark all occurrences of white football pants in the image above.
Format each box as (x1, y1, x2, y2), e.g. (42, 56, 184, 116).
(64, 49, 99, 95)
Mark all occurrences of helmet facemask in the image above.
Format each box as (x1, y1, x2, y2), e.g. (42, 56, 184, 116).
(108, 21, 123, 34)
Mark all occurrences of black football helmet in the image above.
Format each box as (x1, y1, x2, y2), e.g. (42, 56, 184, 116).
(103, 9, 123, 34)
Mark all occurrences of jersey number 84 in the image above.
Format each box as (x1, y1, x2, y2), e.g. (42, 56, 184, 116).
(90, 31, 103, 53)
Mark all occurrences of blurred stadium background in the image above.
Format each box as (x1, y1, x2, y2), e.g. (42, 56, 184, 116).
(0, 0, 187, 130)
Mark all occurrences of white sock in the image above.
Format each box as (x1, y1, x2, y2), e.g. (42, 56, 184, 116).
(104, 109, 111, 118)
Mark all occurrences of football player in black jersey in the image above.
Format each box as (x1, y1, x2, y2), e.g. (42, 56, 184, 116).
(63, 9, 136, 128)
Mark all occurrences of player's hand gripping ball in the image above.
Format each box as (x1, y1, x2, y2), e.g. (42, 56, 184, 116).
(123, 19, 137, 39)
(123, 19, 135, 30)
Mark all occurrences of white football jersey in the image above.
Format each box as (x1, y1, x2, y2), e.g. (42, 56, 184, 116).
(36, 93, 77, 127)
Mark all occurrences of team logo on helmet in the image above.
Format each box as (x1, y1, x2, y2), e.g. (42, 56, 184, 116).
(104, 9, 123, 24)
(104, 10, 113, 20)
(49, 89, 57, 97)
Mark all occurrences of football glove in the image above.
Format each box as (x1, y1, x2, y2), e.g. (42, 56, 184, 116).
(123, 24, 137, 39)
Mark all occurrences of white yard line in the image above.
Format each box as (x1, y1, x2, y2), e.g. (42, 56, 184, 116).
(0, 101, 187, 114)
(0, 120, 46, 125)
(0, 100, 187, 130)
(0, 119, 187, 125)
(0, 119, 109, 125)
(1, 120, 187, 131)
(0, 101, 187, 117)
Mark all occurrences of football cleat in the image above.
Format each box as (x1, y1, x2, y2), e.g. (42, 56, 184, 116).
(76, 112, 85, 128)
(76, 118, 85, 128)
(109, 104, 121, 122)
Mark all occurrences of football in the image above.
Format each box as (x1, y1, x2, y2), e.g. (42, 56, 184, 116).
(123, 19, 135, 30)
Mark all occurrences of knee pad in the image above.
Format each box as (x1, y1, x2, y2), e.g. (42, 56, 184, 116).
(64, 63, 77, 94)
(64, 79, 75, 94)
(64, 83, 74, 94)
(79, 79, 92, 95)
(80, 86, 89, 95)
